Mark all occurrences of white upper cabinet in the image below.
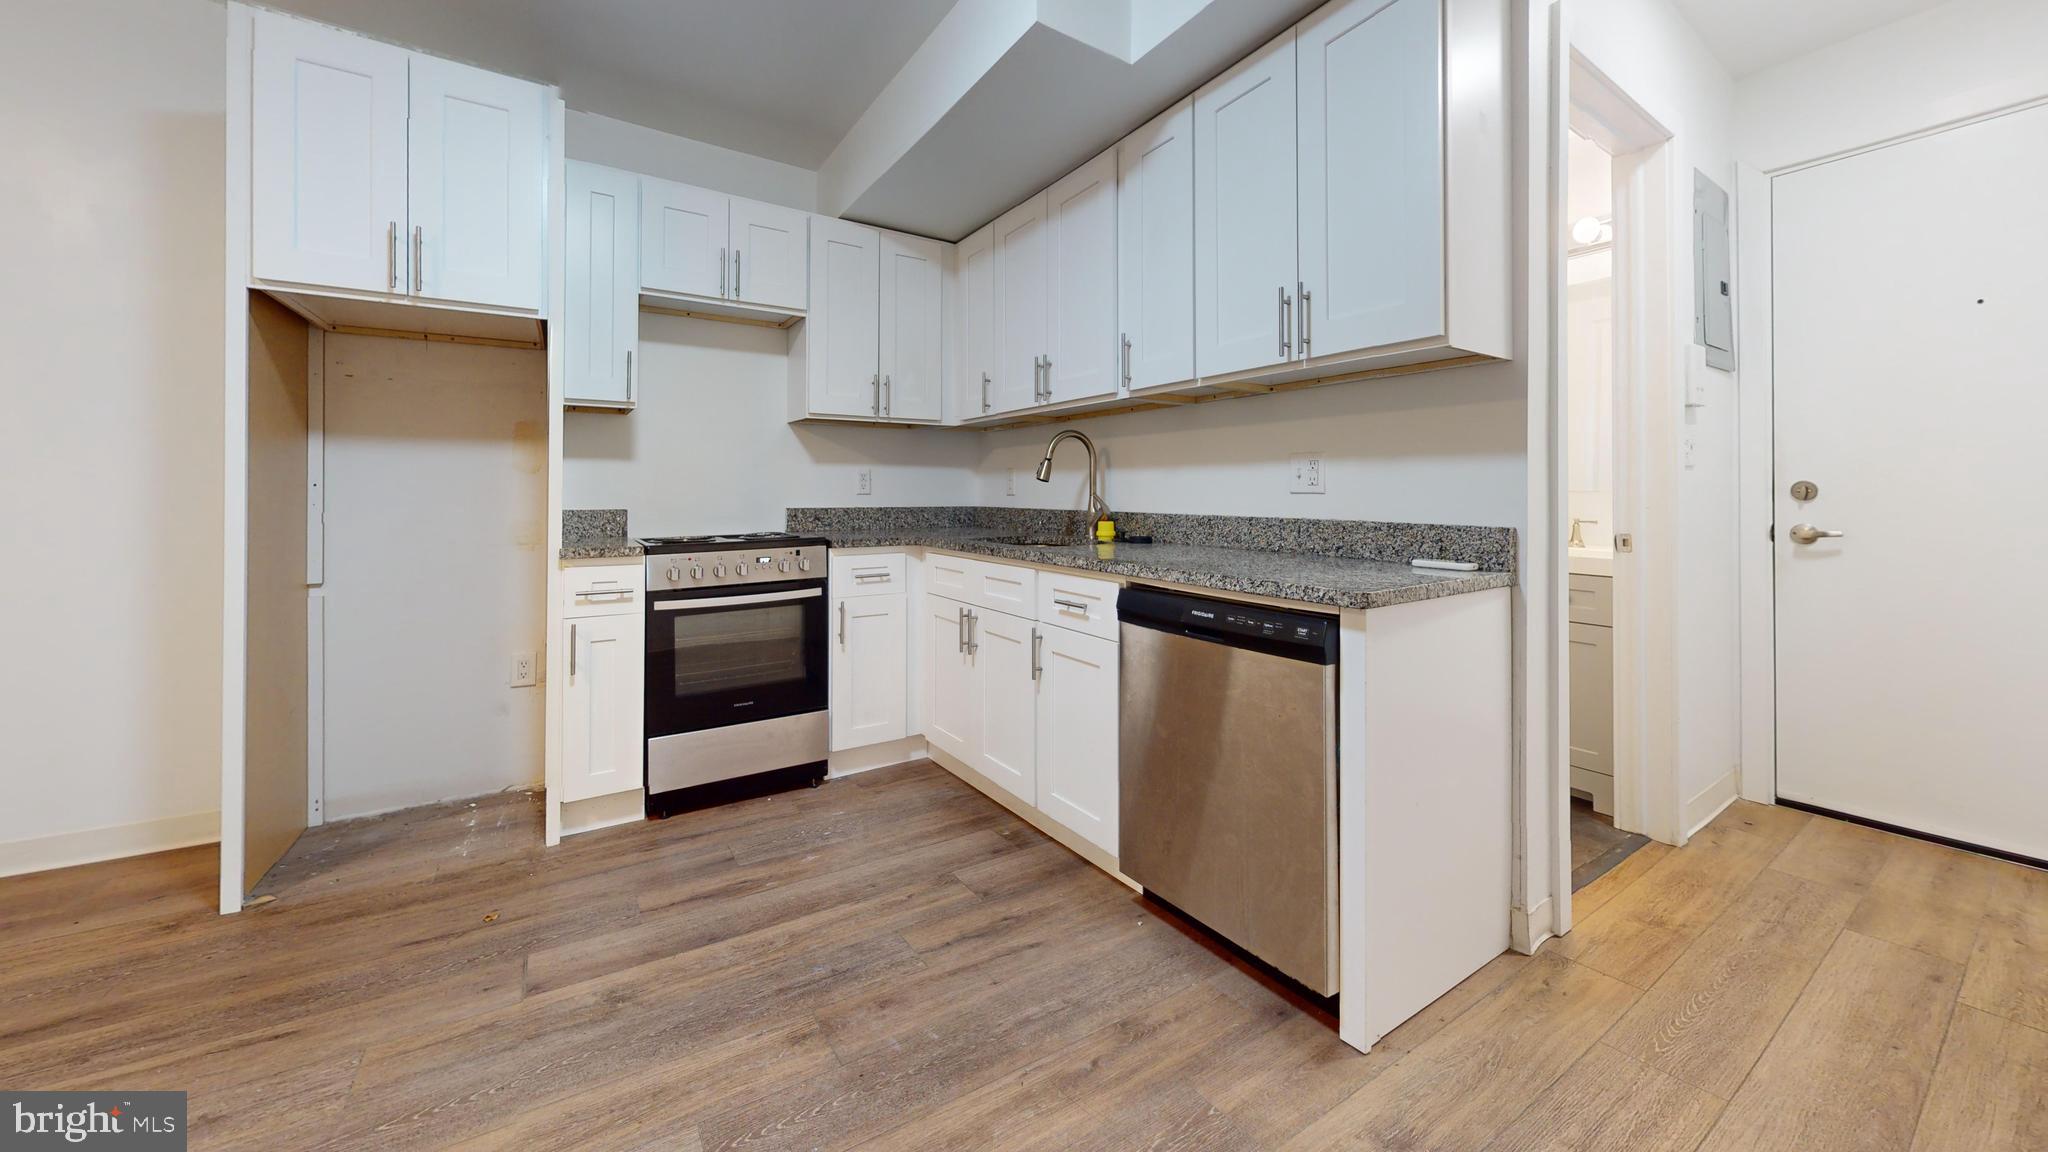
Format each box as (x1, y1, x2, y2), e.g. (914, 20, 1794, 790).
(1117, 99, 1196, 393)
(803, 217, 882, 417)
(1298, 0, 1445, 358)
(563, 162, 639, 408)
(1194, 27, 1299, 379)
(249, 11, 545, 311)
(1044, 149, 1120, 405)
(250, 12, 409, 294)
(879, 232, 944, 422)
(407, 55, 545, 310)
(957, 225, 997, 419)
(729, 197, 809, 311)
(639, 178, 729, 300)
(991, 194, 1049, 414)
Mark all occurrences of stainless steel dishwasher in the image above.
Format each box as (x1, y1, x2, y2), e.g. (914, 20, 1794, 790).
(1118, 586, 1339, 995)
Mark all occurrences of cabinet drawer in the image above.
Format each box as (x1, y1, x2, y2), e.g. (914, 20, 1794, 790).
(1568, 573, 1613, 627)
(829, 552, 906, 597)
(563, 563, 644, 617)
(1036, 571, 1120, 642)
(966, 558, 1036, 615)
(927, 551, 973, 599)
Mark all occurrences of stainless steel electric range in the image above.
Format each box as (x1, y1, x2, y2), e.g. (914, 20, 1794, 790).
(639, 532, 830, 816)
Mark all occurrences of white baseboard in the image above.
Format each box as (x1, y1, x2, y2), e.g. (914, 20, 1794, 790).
(926, 746, 1134, 889)
(1511, 897, 1554, 955)
(560, 789, 643, 838)
(0, 810, 221, 879)
(1684, 766, 1741, 839)
(828, 735, 929, 778)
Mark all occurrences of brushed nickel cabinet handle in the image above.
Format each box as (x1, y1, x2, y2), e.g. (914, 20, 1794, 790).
(626, 350, 634, 403)
(882, 374, 891, 415)
(1052, 598, 1089, 616)
(981, 371, 991, 413)
(569, 623, 578, 680)
(387, 221, 398, 291)
(734, 250, 742, 299)
(719, 247, 727, 297)
(956, 606, 967, 653)
(412, 226, 424, 294)
(1030, 627, 1042, 681)
(966, 609, 979, 655)
(838, 600, 847, 647)
(871, 373, 880, 416)
(1299, 282, 1312, 357)
(1122, 333, 1132, 388)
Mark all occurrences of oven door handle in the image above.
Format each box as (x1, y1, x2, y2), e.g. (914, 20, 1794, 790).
(652, 587, 823, 611)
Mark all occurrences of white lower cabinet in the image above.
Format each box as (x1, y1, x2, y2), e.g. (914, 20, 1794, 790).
(923, 561, 1120, 858)
(831, 592, 908, 750)
(974, 608, 1038, 803)
(1034, 625, 1118, 855)
(561, 606, 644, 803)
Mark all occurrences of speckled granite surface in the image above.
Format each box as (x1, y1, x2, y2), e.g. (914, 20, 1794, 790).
(560, 509, 642, 560)
(787, 507, 1515, 610)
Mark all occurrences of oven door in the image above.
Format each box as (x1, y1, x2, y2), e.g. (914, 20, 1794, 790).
(646, 581, 828, 736)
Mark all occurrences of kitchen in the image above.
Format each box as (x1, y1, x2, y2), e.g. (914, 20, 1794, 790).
(14, 0, 2048, 1147)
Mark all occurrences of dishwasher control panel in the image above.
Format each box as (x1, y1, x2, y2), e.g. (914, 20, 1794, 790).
(1118, 586, 1337, 664)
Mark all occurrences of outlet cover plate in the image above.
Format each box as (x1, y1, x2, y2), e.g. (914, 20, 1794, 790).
(856, 467, 873, 496)
(509, 651, 536, 688)
(1290, 453, 1326, 494)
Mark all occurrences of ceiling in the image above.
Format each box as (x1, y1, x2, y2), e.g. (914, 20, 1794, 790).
(256, 0, 960, 168)
(1671, 0, 1956, 77)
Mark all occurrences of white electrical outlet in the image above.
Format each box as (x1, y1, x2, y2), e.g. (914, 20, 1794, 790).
(1005, 468, 1016, 496)
(857, 467, 873, 495)
(1290, 453, 1326, 494)
(509, 651, 536, 688)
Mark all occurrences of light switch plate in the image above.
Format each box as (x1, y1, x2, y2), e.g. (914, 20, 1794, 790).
(1290, 453, 1326, 494)
(857, 468, 873, 496)
(1005, 468, 1016, 496)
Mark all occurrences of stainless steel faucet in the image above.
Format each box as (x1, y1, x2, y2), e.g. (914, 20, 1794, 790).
(1035, 429, 1111, 528)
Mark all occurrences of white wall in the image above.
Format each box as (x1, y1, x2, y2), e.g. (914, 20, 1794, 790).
(567, 110, 818, 212)
(0, 0, 226, 873)
(563, 314, 982, 533)
(1737, 0, 2048, 172)
(973, 366, 1526, 528)
(320, 335, 549, 819)
(1572, 0, 1743, 822)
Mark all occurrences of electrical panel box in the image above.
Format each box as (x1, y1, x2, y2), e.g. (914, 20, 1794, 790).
(1694, 170, 1734, 371)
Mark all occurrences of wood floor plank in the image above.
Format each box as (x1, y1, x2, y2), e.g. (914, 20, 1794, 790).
(1190, 1010, 1403, 1146)
(1696, 930, 1961, 1152)
(1553, 821, 1784, 988)
(1373, 951, 1533, 1054)
(1279, 953, 1641, 1152)
(1847, 836, 2004, 965)
(1481, 1042, 1724, 1152)
(1909, 1005, 2048, 1152)
(0, 844, 218, 946)
(1569, 840, 1672, 921)
(1768, 815, 1898, 895)
(1960, 861, 2048, 1031)
(1709, 799, 1811, 850)
(1603, 868, 1858, 1098)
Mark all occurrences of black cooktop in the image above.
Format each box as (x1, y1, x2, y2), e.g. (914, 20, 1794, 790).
(638, 531, 829, 554)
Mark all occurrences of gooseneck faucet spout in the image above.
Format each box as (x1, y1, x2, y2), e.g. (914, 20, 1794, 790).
(1035, 429, 1111, 529)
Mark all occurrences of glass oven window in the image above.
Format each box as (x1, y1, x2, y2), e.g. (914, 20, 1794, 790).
(669, 603, 808, 696)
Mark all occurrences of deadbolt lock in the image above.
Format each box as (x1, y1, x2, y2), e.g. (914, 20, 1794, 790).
(1790, 480, 1819, 501)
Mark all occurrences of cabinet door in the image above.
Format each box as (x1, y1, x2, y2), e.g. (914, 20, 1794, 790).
(1568, 622, 1613, 777)
(991, 193, 1049, 414)
(1044, 149, 1119, 404)
(831, 593, 908, 750)
(957, 226, 997, 418)
(1118, 99, 1196, 392)
(974, 609, 1037, 804)
(562, 613, 645, 802)
(806, 217, 882, 417)
(250, 11, 409, 293)
(1298, 0, 1444, 357)
(729, 196, 809, 310)
(1194, 28, 1298, 378)
(564, 162, 640, 406)
(926, 596, 980, 763)
(406, 55, 544, 310)
(1035, 626, 1119, 855)
(879, 231, 944, 421)
(640, 178, 729, 299)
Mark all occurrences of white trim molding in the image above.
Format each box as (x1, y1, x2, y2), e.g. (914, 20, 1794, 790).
(0, 811, 221, 879)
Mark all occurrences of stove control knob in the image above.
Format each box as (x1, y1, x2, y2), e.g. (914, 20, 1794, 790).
(797, 557, 811, 572)
(778, 559, 791, 573)
(735, 562, 749, 576)
(667, 564, 682, 582)
(690, 565, 704, 581)
(712, 563, 726, 579)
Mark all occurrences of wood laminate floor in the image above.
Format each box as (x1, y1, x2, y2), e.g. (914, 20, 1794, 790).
(4, 761, 2045, 1151)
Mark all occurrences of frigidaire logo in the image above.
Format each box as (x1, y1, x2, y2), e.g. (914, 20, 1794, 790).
(4, 1092, 186, 1148)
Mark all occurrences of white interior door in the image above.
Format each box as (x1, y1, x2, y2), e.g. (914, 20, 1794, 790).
(1773, 103, 2048, 860)
(249, 11, 409, 293)
(1118, 98, 1195, 392)
(879, 231, 943, 421)
(407, 54, 545, 310)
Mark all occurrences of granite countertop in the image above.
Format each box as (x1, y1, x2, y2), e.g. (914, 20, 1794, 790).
(816, 527, 1512, 611)
(559, 536, 643, 561)
(559, 508, 642, 561)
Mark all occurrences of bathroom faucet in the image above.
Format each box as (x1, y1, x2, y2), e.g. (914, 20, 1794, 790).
(1035, 429, 1111, 528)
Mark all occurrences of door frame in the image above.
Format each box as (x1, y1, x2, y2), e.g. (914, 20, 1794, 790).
(1737, 93, 2048, 811)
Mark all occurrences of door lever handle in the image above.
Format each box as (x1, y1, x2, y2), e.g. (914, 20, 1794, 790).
(1788, 524, 1844, 545)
